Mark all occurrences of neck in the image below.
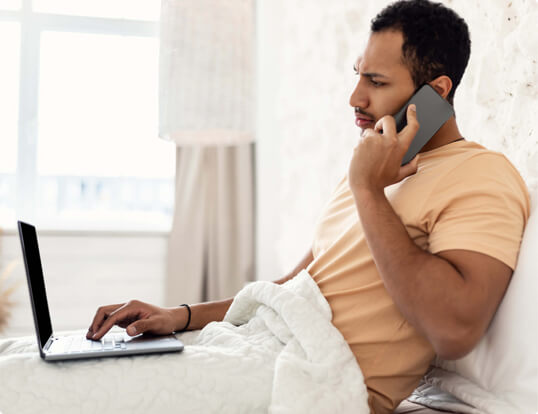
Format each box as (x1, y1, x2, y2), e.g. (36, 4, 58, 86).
(419, 116, 463, 153)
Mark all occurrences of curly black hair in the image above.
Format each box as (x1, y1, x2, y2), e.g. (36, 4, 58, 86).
(371, 0, 471, 104)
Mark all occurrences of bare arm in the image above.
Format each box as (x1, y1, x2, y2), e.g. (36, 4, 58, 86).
(88, 249, 314, 340)
(353, 188, 512, 360)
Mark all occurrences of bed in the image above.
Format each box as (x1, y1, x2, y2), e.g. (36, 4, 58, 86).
(1, 189, 536, 414)
(0, 270, 370, 413)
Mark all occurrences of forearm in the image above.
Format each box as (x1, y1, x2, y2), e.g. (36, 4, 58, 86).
(183, 298, 234, 331)
(353, 188, 470, 351)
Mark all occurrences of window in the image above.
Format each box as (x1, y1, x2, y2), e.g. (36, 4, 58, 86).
(0, 0, 20, 10)
(0, 22, 20, 226)
(33, 0, 160, 21)
(0, 2, 174, 232)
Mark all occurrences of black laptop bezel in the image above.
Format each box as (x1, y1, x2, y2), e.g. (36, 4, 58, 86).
(17, 220, 53, 358)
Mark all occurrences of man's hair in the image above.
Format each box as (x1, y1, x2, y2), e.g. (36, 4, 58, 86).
(370, 0, 471, 104)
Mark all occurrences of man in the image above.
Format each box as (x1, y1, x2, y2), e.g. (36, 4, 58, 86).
(87, 1, 530, 412)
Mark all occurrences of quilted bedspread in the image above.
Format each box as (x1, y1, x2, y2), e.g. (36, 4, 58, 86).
(0, 269, 369, 413)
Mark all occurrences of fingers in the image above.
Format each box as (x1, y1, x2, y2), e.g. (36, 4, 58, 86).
(86, 303, 124, 339)
(396, 154, 420, 182)
(360, 116, 395, 142)
(398, 104, 420, 150)
(374, 115, 397, 137)
(91, 303, 145, 341)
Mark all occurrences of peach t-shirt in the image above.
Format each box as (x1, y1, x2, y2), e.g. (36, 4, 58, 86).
(306, 140, 530, 414)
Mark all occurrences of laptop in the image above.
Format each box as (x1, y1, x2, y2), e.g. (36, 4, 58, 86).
(17, 220, 184, 362)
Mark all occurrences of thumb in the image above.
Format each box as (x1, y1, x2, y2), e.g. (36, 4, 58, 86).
(397, 154, 420, 181)
(127, 319, 149, 336)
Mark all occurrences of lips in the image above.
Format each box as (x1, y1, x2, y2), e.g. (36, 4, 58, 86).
(355, 115, 374, 128)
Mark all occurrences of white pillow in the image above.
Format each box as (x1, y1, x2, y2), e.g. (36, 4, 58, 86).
(417, 184, 538, 414)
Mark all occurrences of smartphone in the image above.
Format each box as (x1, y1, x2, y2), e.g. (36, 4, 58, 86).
(393, 84, 454, 165)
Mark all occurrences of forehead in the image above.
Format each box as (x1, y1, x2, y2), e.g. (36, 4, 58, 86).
(355, 30, 407, 75)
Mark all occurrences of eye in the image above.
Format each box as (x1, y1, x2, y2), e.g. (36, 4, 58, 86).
(370, 79, 384, 87)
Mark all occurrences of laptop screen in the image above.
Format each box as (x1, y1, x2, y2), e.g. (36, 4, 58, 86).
(18, 221, 53, 349)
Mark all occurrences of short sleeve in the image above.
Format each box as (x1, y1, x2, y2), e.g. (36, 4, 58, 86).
(424, 153, 531, 270)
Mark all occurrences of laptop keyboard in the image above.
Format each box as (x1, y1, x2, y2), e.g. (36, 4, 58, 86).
(50, 333, 127, 354)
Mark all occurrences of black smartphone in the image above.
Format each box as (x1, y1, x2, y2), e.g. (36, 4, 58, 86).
(393, 84, 454, 165)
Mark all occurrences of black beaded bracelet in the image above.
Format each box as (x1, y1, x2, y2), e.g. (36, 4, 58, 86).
(177, 303, 191, 332)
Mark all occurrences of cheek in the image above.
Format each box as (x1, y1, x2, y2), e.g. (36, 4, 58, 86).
(369, 90, 396, 119)
(378, 86, 413, 117)
(387, 95, 411, 116)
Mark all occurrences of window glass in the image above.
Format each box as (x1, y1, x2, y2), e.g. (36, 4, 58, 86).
(37, 31, 174, 230)
(0, 0, 21, 10)
(0, 22, 20, 226)
(32, 0, 159, 21)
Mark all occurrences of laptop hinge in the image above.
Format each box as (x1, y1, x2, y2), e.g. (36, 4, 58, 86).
(43, 336, 55, 352)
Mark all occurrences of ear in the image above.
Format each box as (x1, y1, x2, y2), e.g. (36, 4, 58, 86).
(428, 75, 453, 100)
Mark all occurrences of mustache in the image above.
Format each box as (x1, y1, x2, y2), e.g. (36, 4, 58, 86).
(354, 108, 375, 120)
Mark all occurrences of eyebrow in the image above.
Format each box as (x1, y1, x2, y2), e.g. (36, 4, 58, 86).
(353, 64, 389, 79)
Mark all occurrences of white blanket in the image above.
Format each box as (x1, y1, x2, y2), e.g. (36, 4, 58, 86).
(0, 270, 369, 414)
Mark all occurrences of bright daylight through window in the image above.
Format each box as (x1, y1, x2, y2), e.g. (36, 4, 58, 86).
(0, 22, 20, 227)
(0, 1, 174, 232)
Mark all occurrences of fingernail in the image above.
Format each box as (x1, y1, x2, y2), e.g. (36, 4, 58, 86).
(128, 326, 136, 335)
(409, 104, 416, 112)
(92, 333, 98, 339)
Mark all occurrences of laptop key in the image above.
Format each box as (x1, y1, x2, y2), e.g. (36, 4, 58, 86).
(103, 340, 114, 350)
(67, 337, 81, 353)
(91, 340, 103, 350)
(79, 339, 94, 352)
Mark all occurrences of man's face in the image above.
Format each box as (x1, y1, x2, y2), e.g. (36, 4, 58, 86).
(350, 30, 416, 131)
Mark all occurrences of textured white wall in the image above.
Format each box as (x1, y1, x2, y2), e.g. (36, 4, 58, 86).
(256, 0, 538, 279)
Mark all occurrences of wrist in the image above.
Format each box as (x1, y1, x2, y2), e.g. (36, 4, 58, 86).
(351, 184, 385, 205)
(171, 305, 190, 332)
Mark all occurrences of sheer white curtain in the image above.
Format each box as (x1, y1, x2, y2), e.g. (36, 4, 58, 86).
(159, 0, 256, 304)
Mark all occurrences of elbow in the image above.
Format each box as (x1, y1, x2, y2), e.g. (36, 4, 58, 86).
(431, 325, 481, 361)
(434, 341, 474, 361)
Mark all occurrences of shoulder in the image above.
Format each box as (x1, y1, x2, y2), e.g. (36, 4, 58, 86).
(419, 144, 532, 236)
(434, 146, 530, 207)
(445, 145, 521, 176)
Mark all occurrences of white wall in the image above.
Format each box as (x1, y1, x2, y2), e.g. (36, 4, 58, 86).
(255, 0, 538, 279)
(0, 231, 166, 338)
(255, 0, 286, 281)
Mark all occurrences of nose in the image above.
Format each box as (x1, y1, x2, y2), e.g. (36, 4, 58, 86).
(349, 77, 368, 110)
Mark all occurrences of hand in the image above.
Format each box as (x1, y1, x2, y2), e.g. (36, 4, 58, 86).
(86, 300, 188, 341)
(348, 104, 420, 197)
